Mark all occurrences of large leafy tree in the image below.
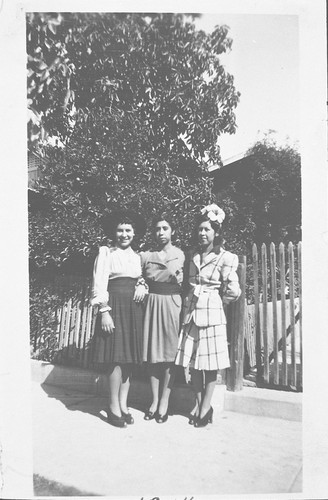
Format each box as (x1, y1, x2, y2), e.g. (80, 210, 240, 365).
(27, 13, 239, 161)
(27, 13, 240, 270)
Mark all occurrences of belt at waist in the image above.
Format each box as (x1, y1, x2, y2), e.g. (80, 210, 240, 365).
(148, 281, 181, 295)
(108, 277, 138, 293)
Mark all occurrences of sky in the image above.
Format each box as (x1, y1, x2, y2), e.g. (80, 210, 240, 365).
(194, 13, 300, 162)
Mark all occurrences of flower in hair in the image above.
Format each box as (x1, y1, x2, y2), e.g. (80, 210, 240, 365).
(200, 204, 225, 224)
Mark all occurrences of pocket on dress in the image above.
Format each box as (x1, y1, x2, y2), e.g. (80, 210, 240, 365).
(171, 294, 182, 308)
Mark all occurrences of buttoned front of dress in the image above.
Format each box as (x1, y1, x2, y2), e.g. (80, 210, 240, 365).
(183, 246, 241, 327)
(141, 247, 184, 285)
(141, 246, 185, 363)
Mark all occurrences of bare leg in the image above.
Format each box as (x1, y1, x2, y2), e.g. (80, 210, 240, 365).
(200, 370, 217, 418)
(191, 368, 204, 417)
(108, 364, 122, 416)
(190, 400, 199, 418)
(119, 364, 132, 414)
(158, 363, 175, 416)
(148, 364, 160, 413)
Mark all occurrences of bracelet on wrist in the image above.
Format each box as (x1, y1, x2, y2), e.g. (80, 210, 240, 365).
(135, 277, 149, 291)
(99, 306, 110, 313)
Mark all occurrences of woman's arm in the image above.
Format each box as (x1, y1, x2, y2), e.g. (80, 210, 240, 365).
(100, 310, 115, 334)
(133, 252, 149, 303)
(221, 252, 241, 304)
(90, 246, 115, 333)
(174, 249, 186, 286)
(90, 246, 111, 308)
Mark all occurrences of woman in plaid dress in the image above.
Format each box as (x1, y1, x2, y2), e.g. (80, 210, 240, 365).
(175, 204, 241, 427)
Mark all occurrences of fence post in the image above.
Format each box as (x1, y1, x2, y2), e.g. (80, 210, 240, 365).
(297, 241, 302, 388)
(226, 255, 247, 392)
(261, 243, 269, 383)
(252, 243, 263, 380)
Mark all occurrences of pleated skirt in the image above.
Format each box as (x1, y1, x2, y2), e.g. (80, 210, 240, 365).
(143, 293, 182, 363)
(92, 278, 143, 365)
(175, 320, 230, 371)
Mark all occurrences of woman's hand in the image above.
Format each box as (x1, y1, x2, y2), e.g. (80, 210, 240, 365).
(133, 284, 146, 303)
(101, 311, 115, 334)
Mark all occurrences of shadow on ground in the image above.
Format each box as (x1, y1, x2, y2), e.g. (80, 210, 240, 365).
(34, 474, 100, 496)
(39, 363, 195, 425)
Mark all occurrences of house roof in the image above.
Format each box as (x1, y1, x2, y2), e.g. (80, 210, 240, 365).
(208, 150, 253, 172)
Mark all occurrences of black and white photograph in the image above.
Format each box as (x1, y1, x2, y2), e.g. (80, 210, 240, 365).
(0, 0, 327, 499)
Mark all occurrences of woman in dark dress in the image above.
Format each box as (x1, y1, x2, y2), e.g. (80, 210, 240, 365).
(91, 210, 148, 428)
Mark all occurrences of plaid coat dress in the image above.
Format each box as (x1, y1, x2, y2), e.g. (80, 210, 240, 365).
(175, 246, 241, 371)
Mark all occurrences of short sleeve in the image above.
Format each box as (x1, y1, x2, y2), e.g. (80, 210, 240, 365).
(221, 252, 241, 304)
(178, 249, 186, 267)
(139, 250, 149, 270)
(90, 246, 111, 307)
(176, 249, 185, 285)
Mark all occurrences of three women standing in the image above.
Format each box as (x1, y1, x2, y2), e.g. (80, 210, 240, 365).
(91, 204, 241, 428)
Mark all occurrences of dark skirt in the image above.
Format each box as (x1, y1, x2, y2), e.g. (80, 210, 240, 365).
(92, 277, 143, 365)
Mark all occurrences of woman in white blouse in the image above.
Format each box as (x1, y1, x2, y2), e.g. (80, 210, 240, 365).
(175, 204, 241, 427)
(91, 210, 147, 428)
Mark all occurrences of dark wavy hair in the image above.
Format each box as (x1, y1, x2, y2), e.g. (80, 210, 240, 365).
(151, 213, 176, 232)
(193, 214, 224, 248)
(102, 210, 146, 241)
(109, 217, 137, 240)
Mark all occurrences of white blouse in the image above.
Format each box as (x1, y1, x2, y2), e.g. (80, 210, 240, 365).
(90, 245, 142, 306)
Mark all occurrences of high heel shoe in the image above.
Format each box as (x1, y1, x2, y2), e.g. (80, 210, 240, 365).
(144, 409, 157, 421)
(121, 411, 134, 425)
(188, 413, 197, 425)
(155, 412, 169, 424)
(194, 407, 213, 428)
(107, 409, 127, 428)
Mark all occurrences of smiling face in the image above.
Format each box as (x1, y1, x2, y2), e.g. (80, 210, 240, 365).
(154, 220, 173, 247)
(197, 220, 217, 248)
(115, 223, 135, 249)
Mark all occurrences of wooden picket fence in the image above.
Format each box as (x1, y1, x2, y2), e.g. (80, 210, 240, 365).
(44, 262, 247, 390)
(52, 275, 97, 368)
(249, 241, 302, 390)
(31, 241, 302, 391)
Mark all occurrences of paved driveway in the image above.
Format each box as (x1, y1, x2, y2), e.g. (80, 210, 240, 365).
(32, 381, 302, 497)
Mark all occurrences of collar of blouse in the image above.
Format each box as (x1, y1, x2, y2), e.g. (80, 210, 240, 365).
(192, 246, 224, 269)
